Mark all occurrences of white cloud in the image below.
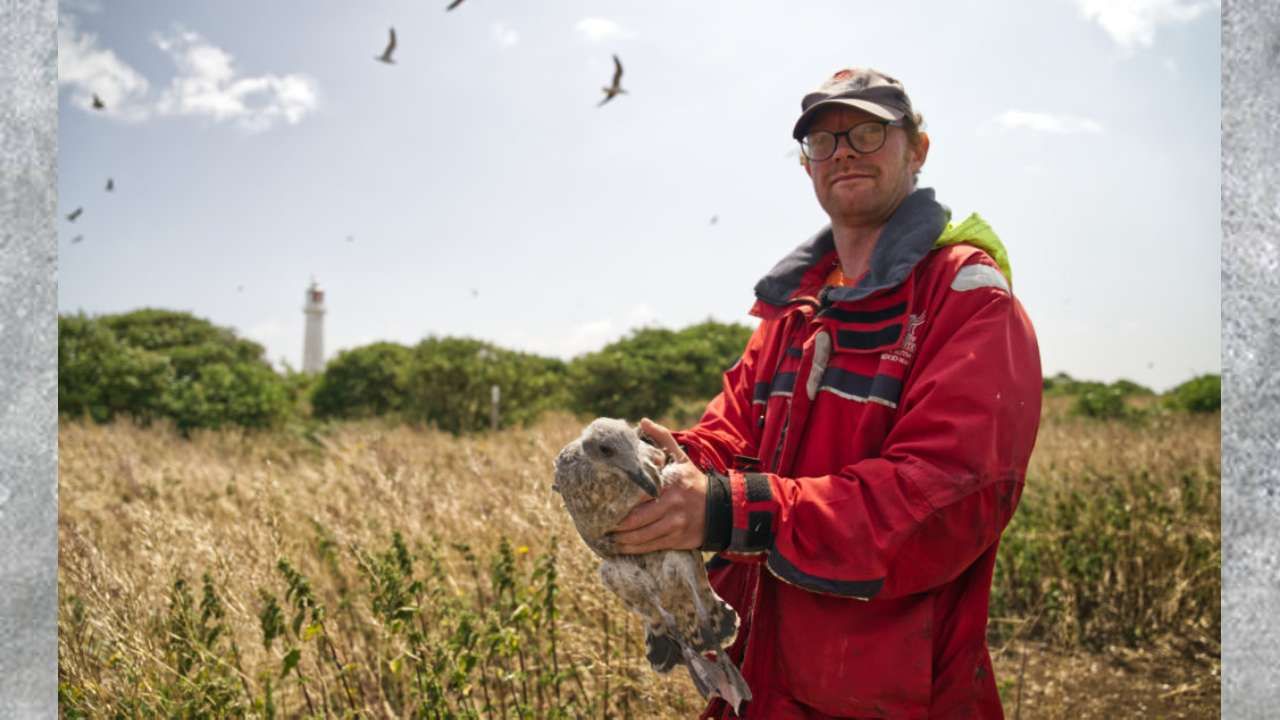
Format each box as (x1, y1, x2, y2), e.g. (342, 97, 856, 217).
(994, 110, 1104, 134)
(1075, 0, 1218, 52)
(575, 17, 625, 43)
(491, 22, 519, 48)
(58, 14, 152, 121)
(58, 16, 319, 132)
(500, 304, 663, 359)
(152, 26, 319, 132)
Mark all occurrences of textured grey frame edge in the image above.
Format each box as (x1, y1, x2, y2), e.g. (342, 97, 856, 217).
(1223, 0, 1280, 717)
(0, 0, 58, 716)
(0, 0, 1262, 717)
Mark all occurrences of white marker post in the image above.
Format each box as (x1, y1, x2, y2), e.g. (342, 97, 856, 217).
(490, 384, 501, 431)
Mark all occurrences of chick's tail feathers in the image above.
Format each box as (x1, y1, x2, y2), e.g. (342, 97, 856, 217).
(682, 645, 752, 717)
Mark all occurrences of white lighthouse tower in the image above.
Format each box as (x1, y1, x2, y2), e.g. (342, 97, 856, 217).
(302, 278, 326, 373)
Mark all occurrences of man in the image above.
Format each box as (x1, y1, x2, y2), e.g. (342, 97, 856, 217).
(609, 67, 1042, 718)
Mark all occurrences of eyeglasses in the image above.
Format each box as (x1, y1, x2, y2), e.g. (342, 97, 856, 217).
(799, 119, 902, 161)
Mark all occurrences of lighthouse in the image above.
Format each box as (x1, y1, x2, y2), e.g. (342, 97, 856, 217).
(302, 278, 326, 373)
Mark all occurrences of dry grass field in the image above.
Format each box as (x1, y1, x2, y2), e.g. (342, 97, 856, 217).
(58, 397, 1219, 718)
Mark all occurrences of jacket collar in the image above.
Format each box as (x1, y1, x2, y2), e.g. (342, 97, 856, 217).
(753, 188, 950, 308)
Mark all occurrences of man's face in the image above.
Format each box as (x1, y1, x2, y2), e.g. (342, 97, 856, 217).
(802, 106, 929, 227)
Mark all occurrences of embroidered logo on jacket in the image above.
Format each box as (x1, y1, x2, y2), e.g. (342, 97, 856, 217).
(880, 313, 925, 365)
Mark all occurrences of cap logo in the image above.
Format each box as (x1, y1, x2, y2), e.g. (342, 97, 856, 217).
(832, 69, 854, 80)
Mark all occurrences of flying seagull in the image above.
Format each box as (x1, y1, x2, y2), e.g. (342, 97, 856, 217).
(553, 418, 751, 714)
(598, 54, 627, 107)
(446, 0, 466, 9)
(91, 94, 105, 110)
(105, 178, 114, 192)
(71, 234, 84, 244)
(375, 28, 397, 64)
(66, 207, 83, 222)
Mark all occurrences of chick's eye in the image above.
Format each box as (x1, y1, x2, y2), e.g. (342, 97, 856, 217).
(600, 445, 614, 457)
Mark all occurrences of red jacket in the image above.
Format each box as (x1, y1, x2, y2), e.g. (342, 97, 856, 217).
(674, 189, 1042, 719)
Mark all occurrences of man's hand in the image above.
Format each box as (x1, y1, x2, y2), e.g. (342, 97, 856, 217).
(610, 418, 707, 554)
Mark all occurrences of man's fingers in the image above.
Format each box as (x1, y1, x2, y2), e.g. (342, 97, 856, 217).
(612, 499, 663, 533)
(614, 537, 667, 555)
(640, 418, 690, 463)
(612, 516, 678, 553)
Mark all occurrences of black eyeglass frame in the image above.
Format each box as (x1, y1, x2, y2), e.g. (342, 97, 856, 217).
(799, 118, 905, 161)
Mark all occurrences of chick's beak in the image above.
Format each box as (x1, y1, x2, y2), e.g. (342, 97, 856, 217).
(627, 465, 660, 498)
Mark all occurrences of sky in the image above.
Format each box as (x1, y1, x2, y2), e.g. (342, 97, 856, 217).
(55, 0, 1221, 392)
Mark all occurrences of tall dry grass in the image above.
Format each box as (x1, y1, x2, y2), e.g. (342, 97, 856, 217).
(57, 399, 1220, 717)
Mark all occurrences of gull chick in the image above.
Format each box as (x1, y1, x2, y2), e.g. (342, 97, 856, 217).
(553, 418, 751, 714)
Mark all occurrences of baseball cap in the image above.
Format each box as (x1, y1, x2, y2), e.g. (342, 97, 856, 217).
(792, 67, 915, 140)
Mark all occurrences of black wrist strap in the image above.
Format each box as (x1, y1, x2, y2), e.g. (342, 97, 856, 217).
(701, 469, 732, 552)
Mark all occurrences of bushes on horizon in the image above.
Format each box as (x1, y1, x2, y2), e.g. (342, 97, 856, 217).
(400, 337, 569, 434)
(1164, 373, 1221, 413)
(311, 342, 413, 420)
(58, 310, 291, 433)
(1046, 372, 1153, 399)
(1071, 386, 1130, 419)
(162, 361, 291, 432)
(58, 313, 172, 425)
(566, 320, 753, 420)
(566, 327, 680, 421)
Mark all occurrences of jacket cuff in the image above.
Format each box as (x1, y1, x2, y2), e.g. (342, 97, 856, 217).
(700, 470, 732, 552)
(725, 471, 777, 554)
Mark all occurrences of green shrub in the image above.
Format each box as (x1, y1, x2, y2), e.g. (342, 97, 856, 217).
(566, 329, 678, 420)
(100, 308, 267, 377)
(1109, 378, 1154, 397)
(1071, 386, 1129, 419)
(58, 313, 173, 424)
(163, 361, 292, 433)
(566, 320, 752, 420)
(401, 337, 568, 434)
(1164, 374, 1221, 413)
(58, 309, 292, 433)
(312, 342, 413, 420)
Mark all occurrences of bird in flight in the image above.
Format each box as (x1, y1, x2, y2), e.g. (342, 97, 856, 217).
(91, 94, 105, 110)
(66, 207, 83, 222)
(709, 215, 719, 225)
(446, 0, 466, 10)
(71, 234, 84, 244)
(105, 178, 114, 192)
(598, 54, 627, 106)
(376, 28, 397, 64)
